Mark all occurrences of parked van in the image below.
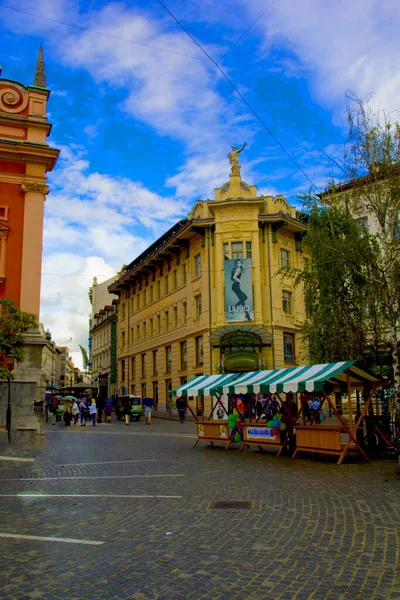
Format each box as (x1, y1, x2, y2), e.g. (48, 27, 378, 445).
(117, 395, 142, 421)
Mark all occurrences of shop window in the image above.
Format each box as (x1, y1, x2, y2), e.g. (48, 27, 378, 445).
(284, 333, 295, 363)
(180, 341, 187, 370)
(166, 346, 172, 373)
(282, 290, 292, 315)
(231, 242, 243, 259)
(194, 253, 201, 277)
(195, 295, 202, 319)
(280, 248, 290, 268)
(196, 336, 203, 366)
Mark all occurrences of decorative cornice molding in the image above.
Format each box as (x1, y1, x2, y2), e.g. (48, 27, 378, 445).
(21, 182, 50, 195)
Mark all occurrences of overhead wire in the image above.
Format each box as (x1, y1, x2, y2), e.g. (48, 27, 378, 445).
(217, 0, 278, 64)
(156, 0, 318, 190)
(0, 3, 208, 62)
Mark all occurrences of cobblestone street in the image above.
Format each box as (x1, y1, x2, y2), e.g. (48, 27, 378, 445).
(0, 417, 399, 600)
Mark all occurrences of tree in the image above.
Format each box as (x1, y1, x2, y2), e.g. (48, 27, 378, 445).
(0, 299, 37, 380)
(295, 95, 400, 397)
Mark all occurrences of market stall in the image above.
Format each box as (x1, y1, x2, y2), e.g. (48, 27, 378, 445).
(224, 362, 386, 464)
(172, 373, 240, 448)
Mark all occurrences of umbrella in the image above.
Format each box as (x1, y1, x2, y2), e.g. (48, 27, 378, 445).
(64, 395, 77, 401)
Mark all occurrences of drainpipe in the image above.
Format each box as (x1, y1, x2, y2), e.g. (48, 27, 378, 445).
(267, 224, 275, 368)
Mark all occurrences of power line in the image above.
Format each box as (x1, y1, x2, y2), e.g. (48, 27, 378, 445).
(0, 3, 207, 62)
(156, 0, 318, 190)
(217, 0, 278, 64)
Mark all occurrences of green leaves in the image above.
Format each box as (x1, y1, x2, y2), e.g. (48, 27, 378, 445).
(0, 299, 37, 380)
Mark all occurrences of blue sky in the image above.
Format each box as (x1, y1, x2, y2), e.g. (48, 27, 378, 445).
(1, 0, 399, 368)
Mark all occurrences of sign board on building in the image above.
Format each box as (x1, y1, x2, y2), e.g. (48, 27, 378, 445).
(224, 258, 254, 322)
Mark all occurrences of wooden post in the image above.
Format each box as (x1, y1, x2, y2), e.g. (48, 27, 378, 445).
(347, 369, 354, 433)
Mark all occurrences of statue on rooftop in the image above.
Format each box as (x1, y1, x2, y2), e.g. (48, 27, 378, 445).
(228, 142, 246, 176)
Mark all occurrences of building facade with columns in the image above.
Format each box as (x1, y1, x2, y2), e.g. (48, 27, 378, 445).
(0, 46, 59, 318)
(109, 148, 307, 412)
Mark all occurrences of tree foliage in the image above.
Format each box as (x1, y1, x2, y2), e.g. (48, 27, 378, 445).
(295, 95, 400, 393)
(0, 298, 37, 381)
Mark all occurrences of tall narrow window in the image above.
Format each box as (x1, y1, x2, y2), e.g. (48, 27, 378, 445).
(195, 336, 203, 366)
(165, 275, 169, 295)
(282, 290, 292, 315)
(121, 359, 126, 382)
(141, 353, 146, 377)
(150, 286, 153, 303)
(153, 350, 158, 376)
(173, 270, 178, 290)
(231, 242, 243, 259)
(131, 356, 136, 379)
(280, 248, 290, 268)
(183, 302, 187, 324)
(153, 381, 158, 406)
(195, 295, 202, 319)
(166, 346, 172, 373)
(136, 324, 140, 342)
(173, 306, 178, 327)
(194, 253, 201, 277)
(180, 341, 187, 370)
(157, 280, 161, 299)
(223, 242, 229, 260)
(157, 314, 161, 334)
(246, 241, 252, 259)
(129, 327, 133, 344)
(165, 310, 169, 331)
(283, 333, 295, 363)
(149, 318, 153, 337)
(182, 262, 187, 285)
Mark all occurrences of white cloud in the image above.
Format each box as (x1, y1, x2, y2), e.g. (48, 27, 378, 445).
(246, 0, 400, 119)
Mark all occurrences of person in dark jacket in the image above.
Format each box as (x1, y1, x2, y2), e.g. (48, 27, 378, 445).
(123, 397, 132, 425)
(175, 396, 187, 423)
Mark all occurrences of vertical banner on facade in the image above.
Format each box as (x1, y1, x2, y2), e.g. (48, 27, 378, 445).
(224, 258, 254, 322)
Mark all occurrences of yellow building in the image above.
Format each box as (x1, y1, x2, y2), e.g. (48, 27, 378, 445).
(109, 147, 307, 411)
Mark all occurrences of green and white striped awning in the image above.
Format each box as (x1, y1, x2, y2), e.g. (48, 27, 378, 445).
(172, 373, 240, 397)
(222, 361, 383, 395)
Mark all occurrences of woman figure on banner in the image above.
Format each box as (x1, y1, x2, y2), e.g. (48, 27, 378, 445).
(230, 259, 251, 322)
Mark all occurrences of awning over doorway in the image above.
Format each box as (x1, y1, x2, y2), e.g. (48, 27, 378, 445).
(172, 373, 240, 397)
(209, 325, 272, 348)
(222, 361, 384, 395)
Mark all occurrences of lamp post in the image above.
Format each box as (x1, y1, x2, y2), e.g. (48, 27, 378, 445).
(5, 356, 15, 443)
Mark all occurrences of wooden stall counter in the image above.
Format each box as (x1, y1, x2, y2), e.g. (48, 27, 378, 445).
(293, 426, 359, 465)
(194, 420, 234, 449)
(239, 423, 288, 456)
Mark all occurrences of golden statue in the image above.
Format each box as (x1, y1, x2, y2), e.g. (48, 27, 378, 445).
(228, 142, 246, 176)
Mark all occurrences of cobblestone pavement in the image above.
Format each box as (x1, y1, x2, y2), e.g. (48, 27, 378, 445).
(0, 417, 399, 600)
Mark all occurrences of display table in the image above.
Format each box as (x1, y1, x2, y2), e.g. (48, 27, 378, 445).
(194, 420, 235, 449)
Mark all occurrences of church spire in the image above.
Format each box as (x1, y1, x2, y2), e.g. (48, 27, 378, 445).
(33, 45, 47, 88)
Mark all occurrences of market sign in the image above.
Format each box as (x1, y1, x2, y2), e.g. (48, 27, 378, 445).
(245, 427, 276, 441)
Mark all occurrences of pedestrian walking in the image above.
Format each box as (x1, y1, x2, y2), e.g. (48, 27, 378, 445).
(71, 400, 80, 426)
(123, 396, 131, 425)
(89, 399, 97, 426)
(79, 398, 87, 426)
(168, 399, 175, 419)
(104, 399, 112, 423)
(176, 396, 187, 423)
(143, 397, 155, 425)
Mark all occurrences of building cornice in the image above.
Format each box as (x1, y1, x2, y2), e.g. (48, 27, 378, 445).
(0, 139, 60, 171)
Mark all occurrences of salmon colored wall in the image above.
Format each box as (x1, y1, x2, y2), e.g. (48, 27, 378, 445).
(0, 181, 24, 307)
(0, 161, 25, 174)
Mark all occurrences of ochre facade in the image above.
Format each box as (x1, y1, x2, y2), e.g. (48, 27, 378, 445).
(0, 55, 59, 319)
(110, 160, 308, 411)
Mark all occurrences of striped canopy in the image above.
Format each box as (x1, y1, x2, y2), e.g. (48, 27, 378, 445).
(222, 361, 383, 395)
(172, 373, 240, 397)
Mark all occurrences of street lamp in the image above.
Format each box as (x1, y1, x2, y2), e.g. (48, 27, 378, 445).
(5, 355, 15, 443)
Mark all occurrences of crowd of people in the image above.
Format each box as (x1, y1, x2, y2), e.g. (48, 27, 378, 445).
(48, 395, 114, 427)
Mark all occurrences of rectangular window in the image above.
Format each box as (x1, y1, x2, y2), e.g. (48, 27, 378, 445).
(157, 314, 161, 334)
(121, 303, 125, 319)
(196, 336, 203, 366)
(180, 341, 187, 370)
(280, 248, 290, 268)
(141, 353, 146, 378)
(231, 242, 243, 259)
(194, 253, 201, 277)
(165, 275, 169, 295)
(166, 346, 172, 373)
(121, 359, 126, 382)
(165, 310, 169, 331)
(166, 379, 172, 405)
(121, 331, 125, 348)
(131, 384, 136, 395)
(142, 383, 147, 398)
(153, 380, 158, 406)
(131, 356, 136, 379)
(136, 324, 140, 342)
(223, 242, 229, 260)
(143, 290, 146, 307)
(282, 290, 292, 315)
(137, 295, 140, 311)
(157, 280, 161, 299)
(195, 295, 202, 319)
(173, 306, 178, 328)
(180, 376, 187, 386)
(0, 206, 9, 220)
(246, 241, 252, 259)
(150, 286, 153, 303)
(131, 297, 134, 313)
(183, 302, 187, 324)
(153, 350, 158, 376)
(129, 327, 133, 345)
(173, 270, 178, 290)
(182, 263, 187, 285)
(143, 321, 146, 340)
(149, 318, 153, 337)
(283, 333, 295, 363)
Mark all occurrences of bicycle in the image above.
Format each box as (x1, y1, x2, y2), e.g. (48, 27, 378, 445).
(364, 416, 400, 458)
